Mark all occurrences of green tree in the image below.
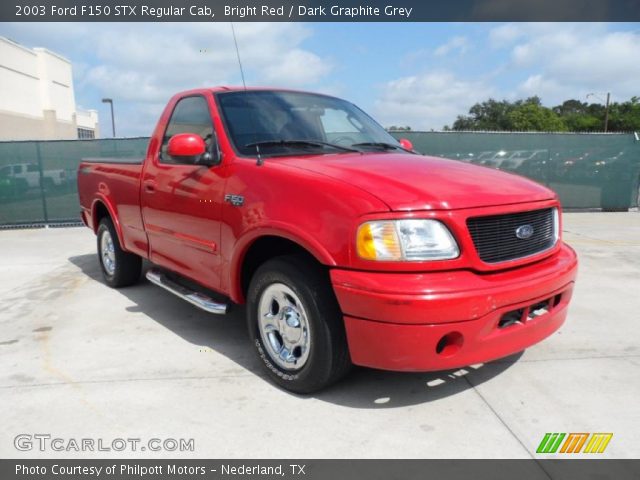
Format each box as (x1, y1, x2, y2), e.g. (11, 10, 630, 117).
(552, 99, 588, 116)
(507, 101, 567, 131)
(449, 96, 565, 131)
(553, 99, 604, 131)
(608, 97, 640, 131)
(451, 98, 515, 130)
(447, 95, 640, 132)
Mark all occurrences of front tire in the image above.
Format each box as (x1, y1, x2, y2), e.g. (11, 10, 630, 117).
(247, 255, 351, 393)
(97, 217, 141, 288)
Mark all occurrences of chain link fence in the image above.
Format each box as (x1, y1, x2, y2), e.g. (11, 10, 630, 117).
(0, 132, 638, 227)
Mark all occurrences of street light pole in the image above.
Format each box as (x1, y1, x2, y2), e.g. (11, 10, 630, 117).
(102, 98, 116, 137)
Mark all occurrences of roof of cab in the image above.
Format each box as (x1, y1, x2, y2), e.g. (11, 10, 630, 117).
(171, 86, 332, 97)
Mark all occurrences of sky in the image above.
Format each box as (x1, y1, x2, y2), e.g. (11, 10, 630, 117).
(1, 22, 639, 137)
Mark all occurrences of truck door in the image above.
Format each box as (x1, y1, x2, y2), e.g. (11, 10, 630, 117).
(141, 94, 226, 292)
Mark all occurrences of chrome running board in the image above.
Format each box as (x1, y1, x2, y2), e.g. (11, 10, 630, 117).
(145, 268, 228, 315)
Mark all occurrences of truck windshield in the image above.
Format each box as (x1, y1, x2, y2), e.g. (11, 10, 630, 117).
(216, 90, 401, 157)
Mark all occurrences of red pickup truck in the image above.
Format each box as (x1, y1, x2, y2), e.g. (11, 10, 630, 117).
(78, 87, 578, 393)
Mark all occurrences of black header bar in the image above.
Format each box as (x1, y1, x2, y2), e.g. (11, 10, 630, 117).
(3, 0, 640, 22)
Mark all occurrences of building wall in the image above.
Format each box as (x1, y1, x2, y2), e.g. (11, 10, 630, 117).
(0, 39, 42, 119)
(76, 109, 100, 138)
(0, 37, 99, 140)
(0, 110, 74, 140)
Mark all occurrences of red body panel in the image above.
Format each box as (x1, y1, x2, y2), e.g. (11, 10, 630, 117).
(284, 153, 554, 211)
(78, 162, 147, 257)
(331, 243, 577, 325)
(335, 244, 577, 370)
(77, 87, 579, 373)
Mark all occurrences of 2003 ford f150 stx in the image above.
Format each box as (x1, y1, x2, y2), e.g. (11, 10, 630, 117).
(78, 87, 578, 393)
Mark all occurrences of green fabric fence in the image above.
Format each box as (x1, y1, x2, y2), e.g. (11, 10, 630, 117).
(0, 132, 638, 226)
(391, 131, 640, 211)
(0, 138, 148, 226)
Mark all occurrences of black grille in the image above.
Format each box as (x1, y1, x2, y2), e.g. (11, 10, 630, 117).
(467, 208, 556, 263)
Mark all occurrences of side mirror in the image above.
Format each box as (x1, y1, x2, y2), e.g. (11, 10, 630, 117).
(167, 133, 206, 158)
(399, 138, 414, 151)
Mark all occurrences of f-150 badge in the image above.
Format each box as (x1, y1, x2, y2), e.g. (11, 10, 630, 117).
(224, 194, 245, 206)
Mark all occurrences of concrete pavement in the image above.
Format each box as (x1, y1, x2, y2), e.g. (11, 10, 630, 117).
(0, 213, 638, 458)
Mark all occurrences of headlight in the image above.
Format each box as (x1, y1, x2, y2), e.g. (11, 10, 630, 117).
(356, 219, 459, 261)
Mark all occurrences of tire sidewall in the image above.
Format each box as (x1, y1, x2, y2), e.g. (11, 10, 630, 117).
(97, 219, 121, 287)
(247, 260, 335, 392)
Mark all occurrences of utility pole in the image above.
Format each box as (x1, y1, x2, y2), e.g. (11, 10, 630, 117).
(587, 92, 611, 133)
(604, 92, 610, 133)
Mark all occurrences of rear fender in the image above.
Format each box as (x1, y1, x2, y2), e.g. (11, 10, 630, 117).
(91, 196, 126, 249)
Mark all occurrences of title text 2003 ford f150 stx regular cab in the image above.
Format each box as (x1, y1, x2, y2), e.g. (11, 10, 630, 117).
(78, 88, 578, 393)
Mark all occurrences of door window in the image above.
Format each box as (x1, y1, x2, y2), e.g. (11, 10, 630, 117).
(160, 96, 214, 164)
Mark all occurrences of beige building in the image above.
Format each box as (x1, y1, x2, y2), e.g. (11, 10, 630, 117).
(0, 36, 99, 140)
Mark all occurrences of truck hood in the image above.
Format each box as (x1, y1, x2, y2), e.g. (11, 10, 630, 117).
(280, 153, 555, 211)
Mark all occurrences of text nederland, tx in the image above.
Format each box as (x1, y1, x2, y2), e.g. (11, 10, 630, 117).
(15, 463, 305, 476)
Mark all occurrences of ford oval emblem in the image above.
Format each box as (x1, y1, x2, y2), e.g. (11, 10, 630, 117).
(515, 224, 534, 239)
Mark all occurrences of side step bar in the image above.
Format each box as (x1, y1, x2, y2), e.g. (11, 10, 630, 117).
(145, 268, 228, 315)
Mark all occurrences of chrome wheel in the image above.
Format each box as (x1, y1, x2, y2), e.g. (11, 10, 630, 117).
(100, 230, 116, 275)
(258, 283, 311, 371)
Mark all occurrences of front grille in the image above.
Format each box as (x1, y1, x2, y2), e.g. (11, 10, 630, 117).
(467, 208, 556, 263)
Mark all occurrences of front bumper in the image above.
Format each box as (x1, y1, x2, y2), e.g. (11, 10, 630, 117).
(330, 243, 578, 371)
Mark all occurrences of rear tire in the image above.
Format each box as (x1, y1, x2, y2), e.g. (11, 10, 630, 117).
(97, 217, 141, 288)
(247, 255, 351, 393)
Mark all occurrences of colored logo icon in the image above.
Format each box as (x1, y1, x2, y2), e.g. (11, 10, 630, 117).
(536, 433, 613, 454)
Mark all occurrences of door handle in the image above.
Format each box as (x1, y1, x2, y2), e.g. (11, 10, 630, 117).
(143, 181, 156, 193)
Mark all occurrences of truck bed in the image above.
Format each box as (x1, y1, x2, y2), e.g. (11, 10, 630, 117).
(77, 159, 147, 258)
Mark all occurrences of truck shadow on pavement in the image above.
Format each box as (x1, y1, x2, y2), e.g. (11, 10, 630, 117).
(69, 254, 523, 409)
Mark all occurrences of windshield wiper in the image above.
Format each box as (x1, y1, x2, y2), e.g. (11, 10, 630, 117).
(351, 142, 416, 154)
(245, 139, 359, 153)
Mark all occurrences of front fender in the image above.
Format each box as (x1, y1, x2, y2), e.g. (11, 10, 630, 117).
(228, 222, 337, 303)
